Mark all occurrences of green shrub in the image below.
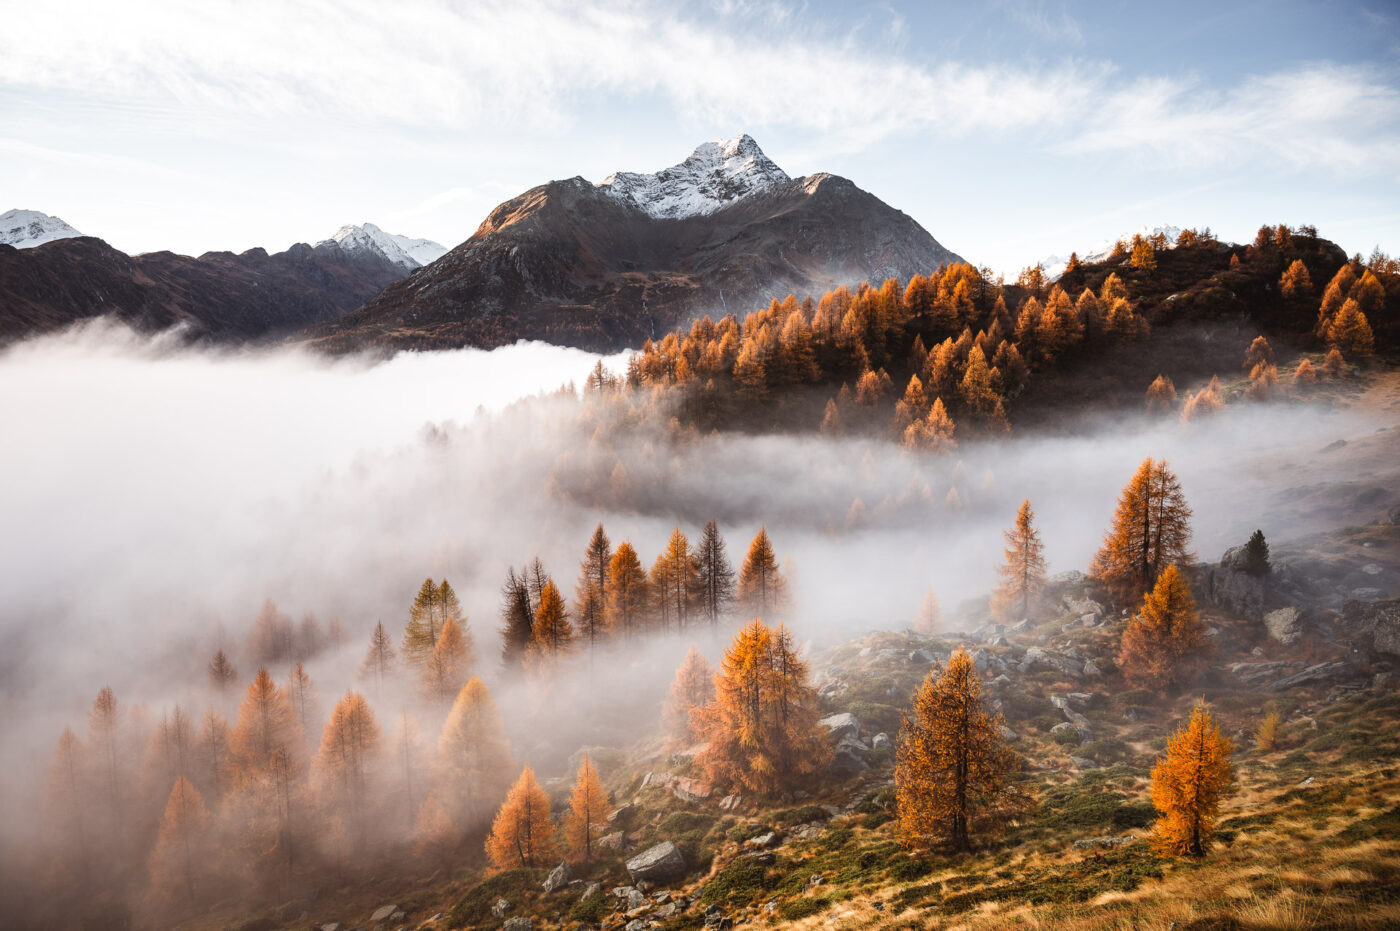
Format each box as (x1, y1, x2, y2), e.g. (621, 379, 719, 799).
(773, 805, 829, 827)
(447, 868, 546, 928)
(700, 856, 779, 907)
(890, 857, 934, 882)
(569, 892, 612, 925)
(777, 897, 831, 921)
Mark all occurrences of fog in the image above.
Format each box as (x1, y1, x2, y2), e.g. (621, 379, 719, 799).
(0, 321, 1388, 908)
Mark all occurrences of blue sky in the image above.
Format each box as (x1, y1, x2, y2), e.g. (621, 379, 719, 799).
(2, 0, 1397, 275)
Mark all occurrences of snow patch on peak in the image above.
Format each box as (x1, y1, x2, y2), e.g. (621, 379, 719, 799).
(1041, 224, 1183, 280)
(1, 209, 83, 249)
(599, 134, 791, 220)
(322, 223, 447, 271)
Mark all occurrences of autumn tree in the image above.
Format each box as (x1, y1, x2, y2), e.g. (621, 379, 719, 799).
(1255, 708, 1282, 751)
(1279, 259, 1313, 302)
(895, 649, 1021, 852)
(1117, 564, 1210, 692)
(209, 649, 238, 693)
(737, 527, 788, 618)
(1128, 235, 1157, 270)
(231, 668, 301, 777)
(1150, 700, 1234, 857)
(1243, 335, 1274, 371)
(423, 616, 469, 703)
(313, 691, 380, 854)
(1293, 358, 1317, 385)
(903, 398, 957, 452)
(916, 587, 942, 635)
(1091, 457, 1193, 602)
(575, 523, 612, 650)
(435, 678, 513, 829)
(485, 766, 560, 870)
(402, 578, 464, 669)
(1327, 298, 1375, 355)
(992, 500, 1048, 621)
(530, 579, 575, 663)
(44, 728, 88, 880)
(500, 567, 536, 670)
(196, 711, 231, 800)
(655, 527, 699, 630)
(360, 621, 396, 692)
(285, 662, 318, 738)
(1145, 374, 1177, 413)
(663, 645, 715, 747)
(607, 542, 651, 640)
(563, 756, 611, 865)
(147, 775, 210, 908)
(696, 620, 829, 794)
(248, 599, 293, 664)
(695, 520, 736, 627)
(88, 686, 123, 840)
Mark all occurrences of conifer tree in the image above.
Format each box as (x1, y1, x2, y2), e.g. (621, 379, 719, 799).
(819, 397, 842, 435)
(88, 686, 123, 839)
(563, 756, 611, 865)
(737, 527, 788, 618)
(1293, 358, 1317, 384)
(664, 645, 716, 747)
(1255, 708, 1282, 751)
(1117, 565, 1209, 693)
(895, 649, 1020, 853)
(1352, 268, 1385, 317)
(903, 397, 957, 452)
(209, 649, 238, 694)
(1322, 347, 1346, 377)
(500, 567, 536, 670)
(196, 711, 231, 799)
(576, 524, 612, 643)
(1150, 700, 1234, 857)
(314, 691, 380, 853)
(1327, 298, 1375, 355)
(403, 578, 464, 669)
(485, 766, 560, 870)
(45, 728, 88, 878)
(656, 527, 699, 630)
(285, 662, 318, 738)
(530, 579, 574, 661)
(1090, 457, 1193, 602)
(607, 542, 651, 640)
(231, 668, 301, 778)
(423, 616, 468, 703)
(695, 520, 736, 627)
(1243, 335, 1274, 371)
(992, 500, 1048, 621)
(958, 345, 1001, 419)
(361, 621, 396, 692)
(1243, 529, 1271, 577)
(916, 587, 942, 635)
(435, 678, 513, 830)
(1129, 235, 1157, 270)
(148, 775, 209, 907)
(1279, 259, 1313, 302)
(249, 599, 293, 664)
(1145, 374, 1177, 413)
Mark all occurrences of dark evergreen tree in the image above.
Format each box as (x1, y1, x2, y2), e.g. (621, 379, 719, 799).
(1243, 530, 1270, 577)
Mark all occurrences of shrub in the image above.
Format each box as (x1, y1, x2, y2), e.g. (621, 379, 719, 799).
(777, 897, 831, 921)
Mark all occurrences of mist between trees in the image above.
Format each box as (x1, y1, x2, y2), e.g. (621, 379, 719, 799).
(0, 322, 1378, 917)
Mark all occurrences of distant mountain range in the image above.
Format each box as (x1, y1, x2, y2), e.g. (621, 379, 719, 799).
(1, 209, 84, 249)
(296, 135, 963, 353)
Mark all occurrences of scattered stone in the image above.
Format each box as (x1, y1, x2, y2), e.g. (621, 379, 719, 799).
(1363, 563, 1384, 576)
(719, 794, 743, 811)
(1083, 659, 1104, 677)
(627, 841, 686, 885)
(627, 888, 646, 911)
(581, 882, 601, 902)
(908, 649, 935, 664)
(502, 919, 532, 931)
(1269, 662, 1362, 691)
(607, 803, 637, 825)
(1374, 672, 1394, 691)
(1202, 546, 1269, 620)
(673, 776, 711, 803)
(597, 831, 627, 852)
(1297, 776, 1315, 788)
(1073, 835, 1134, 849)
(807, 873, 827, 887)
(871, 732, 891, 751)
(1022, 647, 1083, 677)
(1230, 661, 1296, 686)
(370, 904, 399, 923)
(319, 924, 341, 931)
(641, 771, 674, 789)
(999, 724, 1018, 742)
(1124, 708, 1139, 723)
(744, 851, 777, 865)
(624, 920, 645, 931)
(491, 899, 511, 918)
(1342, 599, 1400, 655)
(655, 902, 678, 919)
(1070, 756, 1099, 770)
(1011, 618, 1034, 632)
(819, 712, 861, 740)
(1265, 607, 1304, 646)
(543, 861, 572, 893)
(1052, 570, 1086, 585)
(745, 831, 779, 849)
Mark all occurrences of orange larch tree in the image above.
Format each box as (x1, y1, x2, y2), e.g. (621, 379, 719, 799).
(1117, 564, 1210, 693)
(313, 691, 381, 856)
(992, 499, 1048, 621)
(360, 621, 396, 693)
(1090, 457, 1193, 603)
(147, 775, 210, 908)
(529, 579, 575, 663)
(1150, 700, 1234, 857)
(485, 766, 560, 870)
(916, 587, 942, 635)
(563, 756, 611, 864)
(736, 527, 788, 618)
(895, 649, 1021, 853)
(423, 616, 469, 703)
(607, 542, 651, 640)
(664, 645, 715, 747)
(434, 678, 513, 832)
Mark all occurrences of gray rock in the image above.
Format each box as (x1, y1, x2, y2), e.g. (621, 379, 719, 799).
(1064, 595, 1105, 617)
(908, 649, 935, 664)
(370, 904, 399, 923)
(1073, 835, 1134, 849)
(818, 712, 861, 741)
(626, 841, 686, 885)
(1051, 722, 1087, 743)
(1265, 607, 1304, 646)
(543, 860, 571, 893)
(1011, 618, 1034, 633)
(1052, 570, 1086, 585)
(581, 882, 601, 902)
(1070, 756, 1099, 770)
(597, 831, 626, 852)
(624, 920, 645, 931)
(1022, 647, 1083, 677)
(871, 732, 891, 752)
(1342, 599, 1400, 655)
(627, 888, 646, 911)
(746, 831, 779, 849)
(1202, 546, 1269, 620)
(502, 918, 532, 931)
(1268, 662, 1362, 691)
(655, 902, 678, 919)
(1082, 659, 1104, 677)
(830, 745, 870, 779)
(491, 898, 511, 918)
(999, 724, 1018, 742)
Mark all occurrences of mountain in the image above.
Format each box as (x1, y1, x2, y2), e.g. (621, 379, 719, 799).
(322, 223, 447, 271)
(0, 209, 83, 249)
(0, 236, 409, 344)
(1040, 224, 1183, 279)
(297, 135, 962, 353)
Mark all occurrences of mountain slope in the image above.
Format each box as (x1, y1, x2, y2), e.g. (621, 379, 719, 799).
(0, 236, 408, 343)
(323, 222, 447, 270)
(0, 209, 82, 249)
(298, 135, 962, 354)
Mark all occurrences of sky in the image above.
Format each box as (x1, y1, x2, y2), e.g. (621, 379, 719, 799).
(2, 0, 1398, 275)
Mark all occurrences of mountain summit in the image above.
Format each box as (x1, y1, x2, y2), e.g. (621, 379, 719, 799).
(300, 136, 962, 353)
(322, 223, 447, 271)
(1, 209, 83, 249)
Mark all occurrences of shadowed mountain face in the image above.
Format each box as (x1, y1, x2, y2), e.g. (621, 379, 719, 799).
(0, 236, 408, 344)
(298, 136, 962, 354)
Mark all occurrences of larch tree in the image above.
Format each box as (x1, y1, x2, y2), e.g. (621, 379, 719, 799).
(737, 527, 788, 618)
(1327, 298, 1375, 355)
(231, 668, 301, 778)
(485, 766, 560, 870)
(1243, 335, 1274, 371)
(1255, 708, 1282, 752)
(314, 691, 380, 855)
(695, 520, 736, 628)
(196, 710, 231, 801)
(530, 579, 575, 663)
(209, 649, 238, 694)
(1243, 529, 1271, 577)
(361, 621, 396, 693)
(249, 599, 294, 664)
(903, 398, 957, 453)
(916, 587, 942, 635)
(500, 567, 536, 671)
(663, 645, 715, 747)
(435, 678, 513, 829)
(992, 500, 1048, 622)
(1150, 700, 1234, 857)
(658, 527, 699, 630)
(88, 686, 123, 841)
(402, 578, 464, 670)
(1280, 259, 1313, 302)
(607, 542, 651, 639)
(423, 616, 469, 703)
(895, 649, 1021, 853)
(1145, 374, 1177, 413)
(575, 523, 613, 648)
(285, 662, 319, 739)
(45, 728, 88, 878)
(563, 756, 611, 865)
(1322, 347, 1346, 377)
(1090, 457, 1193, 603)
(1117, 564, 1210, 693)
(696, 620, 829, 795)
(147, 775, 210, 908)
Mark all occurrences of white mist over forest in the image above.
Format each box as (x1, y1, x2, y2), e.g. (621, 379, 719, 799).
(0, 322, 1379, 850)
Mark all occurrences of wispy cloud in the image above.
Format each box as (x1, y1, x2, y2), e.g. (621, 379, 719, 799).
(2, 0, 1396, 176)
(991, 0, 1084, 44)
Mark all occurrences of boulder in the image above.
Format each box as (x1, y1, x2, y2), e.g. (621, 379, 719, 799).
(830, 746, 870, 779)
(1264, 607, 1304, 646)
(502, 918, 532, 931)
(370, 904, 399, 923)
(1268, 662, 1362, 691)
(1073, 835, 1134, 849)
(1201, 546, 1268, 620)
(596, 831, 626, 852)
(1063, 595, 1105, 617)
(581, 882, 601, 902)
(543, 861, 571, 893)
(1070, 756, 1099, 770)
(745, 831, 779, 849)
(673, 776, 711, 803)
(719, 794, 743, 811)
(871, 732, 891, 752)
(1341, 598, 1400, 655)
(908, 649, 936, 664)
(1022, 647, 1083, 678)
(491, 898, 511, 918)
(819, 712, 861, 741)
(998, 724, 1018, 742)
(626, 841, 686, 885)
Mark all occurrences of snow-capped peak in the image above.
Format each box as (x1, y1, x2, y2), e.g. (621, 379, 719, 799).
(321, 223, 447, 271)
(599, 134, 791, 220)
(1, 209, 83, 249)
(1040, 224, 1183, 280)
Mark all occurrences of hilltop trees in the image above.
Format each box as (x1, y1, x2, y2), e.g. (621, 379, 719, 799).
(992, 500, 1047, 621)
(1151, 700, 1234, 857)
(1117, 564, 1210, 693)
(896, 649, 1021, 853)
(485, 766, 559, 870)
(696, 619, 828, 794)
(1091, 457, 1193, 603)
(737, 527, 787, 618)
(1243, 529, 1271, 577)
(563, 756, 611, 864)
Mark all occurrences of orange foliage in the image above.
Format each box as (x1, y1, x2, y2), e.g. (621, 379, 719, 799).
(1150, 700, 1234, 857)
(485, 766, 559, 870)
(1117, 565, 1209, 693)
(1091, 458, 1193, 603)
